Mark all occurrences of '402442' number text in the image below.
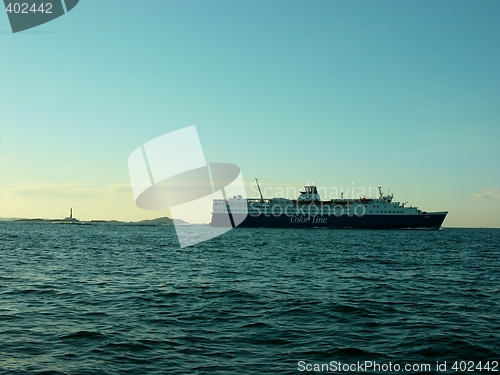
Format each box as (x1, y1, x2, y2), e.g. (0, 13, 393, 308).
(5, 3, 53, 14)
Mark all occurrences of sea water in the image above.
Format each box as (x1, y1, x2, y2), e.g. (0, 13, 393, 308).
(1, 223, 499, 374)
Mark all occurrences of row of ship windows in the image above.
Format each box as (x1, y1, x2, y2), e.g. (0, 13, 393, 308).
(216, 209, 405, 214)
(216, 209, 406, 213)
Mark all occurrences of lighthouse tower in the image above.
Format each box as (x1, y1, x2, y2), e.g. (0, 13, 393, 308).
(63, 208, 77, 222)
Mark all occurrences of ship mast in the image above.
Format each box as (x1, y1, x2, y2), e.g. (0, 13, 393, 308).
(255, 178, 264, 202)
(378, 185, 383, 199)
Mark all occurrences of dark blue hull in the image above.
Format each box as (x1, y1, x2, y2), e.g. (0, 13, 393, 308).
(211, 212, 447, 229)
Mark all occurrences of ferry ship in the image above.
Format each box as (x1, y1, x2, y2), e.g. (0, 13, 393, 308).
(210, 180, 447, 229)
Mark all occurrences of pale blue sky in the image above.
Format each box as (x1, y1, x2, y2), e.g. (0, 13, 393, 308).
(1, 0, 499, 226)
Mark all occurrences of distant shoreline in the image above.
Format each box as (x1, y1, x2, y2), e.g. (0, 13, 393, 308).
(0, 217, 187, 226)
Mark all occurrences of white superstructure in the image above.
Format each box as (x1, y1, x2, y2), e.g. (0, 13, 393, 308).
(212, 185, 431, 217)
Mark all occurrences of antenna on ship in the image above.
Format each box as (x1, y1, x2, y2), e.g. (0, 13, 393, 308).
(255, 178, 264, 202)
(70, 208, 73, 219)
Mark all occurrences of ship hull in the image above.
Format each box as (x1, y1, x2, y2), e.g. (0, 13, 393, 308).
(211, 212, 447, 229)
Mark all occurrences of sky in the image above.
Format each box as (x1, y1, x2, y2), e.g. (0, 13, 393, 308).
(0, 0, 499, 227)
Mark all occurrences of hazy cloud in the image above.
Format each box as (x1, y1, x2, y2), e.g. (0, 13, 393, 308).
(474, 188, 500, 200)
